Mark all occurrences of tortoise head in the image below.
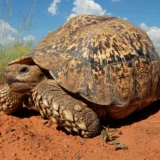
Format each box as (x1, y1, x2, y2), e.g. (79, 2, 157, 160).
(4, 54, 46, 94)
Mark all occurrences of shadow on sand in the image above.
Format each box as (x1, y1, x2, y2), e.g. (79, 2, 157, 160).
(10, 100, 160, 131)
(12, 107, 39, 118)
(103, 100, 160, 128)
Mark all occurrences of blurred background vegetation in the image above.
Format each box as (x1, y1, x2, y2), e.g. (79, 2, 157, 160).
(0, 0, 36, 81)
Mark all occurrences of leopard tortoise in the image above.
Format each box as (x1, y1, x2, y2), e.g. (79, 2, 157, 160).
(0, 15, 159, 138)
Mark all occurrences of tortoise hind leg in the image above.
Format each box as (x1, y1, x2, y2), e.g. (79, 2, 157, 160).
(32, 80, 101, 137)
(0, 84, 24, 114)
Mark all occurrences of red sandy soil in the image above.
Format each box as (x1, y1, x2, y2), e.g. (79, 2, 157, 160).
(0, 101, 160, 160)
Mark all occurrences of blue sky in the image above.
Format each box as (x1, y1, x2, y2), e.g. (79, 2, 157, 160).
(0, 0, 160, 49)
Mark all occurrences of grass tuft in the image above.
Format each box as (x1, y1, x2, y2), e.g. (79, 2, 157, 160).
(0, 0, 37, 82)
(100, 126, 128, 150)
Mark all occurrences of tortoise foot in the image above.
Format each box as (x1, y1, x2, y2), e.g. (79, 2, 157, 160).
(32, 80, 101, 137)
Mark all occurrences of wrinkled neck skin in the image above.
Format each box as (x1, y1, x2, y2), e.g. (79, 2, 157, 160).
(4, 63, 47, 96)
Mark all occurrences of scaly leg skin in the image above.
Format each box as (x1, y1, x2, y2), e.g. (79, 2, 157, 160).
(32, 80, 101, 138)
(0, 84, 24, 114)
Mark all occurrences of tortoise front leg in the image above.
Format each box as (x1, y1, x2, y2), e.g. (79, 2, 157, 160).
(32, 80, 101, 138)
(0, 84, 24, 114)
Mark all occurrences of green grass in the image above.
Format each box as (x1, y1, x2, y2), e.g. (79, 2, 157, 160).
(0, 0, 37, 82)
(0, 42, 34, 81)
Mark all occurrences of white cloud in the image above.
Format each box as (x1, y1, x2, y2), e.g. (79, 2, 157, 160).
(48, 0, 61, 15)
(67, 0, 111, 20)
(140, 23, 160, 50)
(0, 20, 17, 34)
(112, 0, 120, 2)
(0, 20, 17, 44)
(0, 20, 35, 45)
(23, 35, 35, 43)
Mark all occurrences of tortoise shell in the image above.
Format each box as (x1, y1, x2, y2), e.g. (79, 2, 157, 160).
(10, 15, 160, 106)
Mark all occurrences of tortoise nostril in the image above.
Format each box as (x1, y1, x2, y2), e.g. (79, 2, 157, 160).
(5, 67, 9, 73)
(19, 67, 29, 74)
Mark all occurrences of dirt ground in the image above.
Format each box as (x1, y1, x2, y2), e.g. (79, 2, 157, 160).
(0, 100, 160, 160)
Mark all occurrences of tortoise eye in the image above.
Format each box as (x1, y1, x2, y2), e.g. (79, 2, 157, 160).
(19, 66, 29, 74)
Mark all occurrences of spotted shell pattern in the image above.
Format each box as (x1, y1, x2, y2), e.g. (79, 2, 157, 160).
(19, 15, 160, 107)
